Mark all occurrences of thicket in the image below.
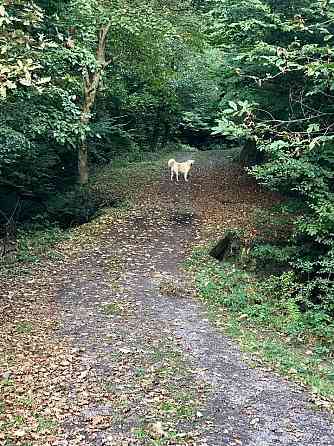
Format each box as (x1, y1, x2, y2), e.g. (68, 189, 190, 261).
(194, 0, 334, 327)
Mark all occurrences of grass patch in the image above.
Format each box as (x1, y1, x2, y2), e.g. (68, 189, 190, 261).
(91, 153, 165, 200)
(185, 247, 334, 408)
(222, 319, 334, 408)
(35, 415, 58, 433)
(159, 395, 196, 418)
(17, 226, 67, 259)
(15, 322, 33, 334)
(0, 225, 67, 274)
(18, 397, 34, 408)
(101, 301, 132, 316)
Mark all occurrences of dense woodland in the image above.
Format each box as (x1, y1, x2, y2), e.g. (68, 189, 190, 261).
(1, 1, 333, 338)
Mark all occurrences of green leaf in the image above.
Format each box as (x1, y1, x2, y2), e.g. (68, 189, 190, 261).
(228, 101, 238, 110)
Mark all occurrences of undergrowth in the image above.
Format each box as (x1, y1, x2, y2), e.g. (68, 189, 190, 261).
(0, 225, 68, 275)
(185, 248, 334, 407)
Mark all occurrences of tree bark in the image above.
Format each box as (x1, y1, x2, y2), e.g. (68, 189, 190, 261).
(78, 140, 89, 185)
(78, 23, 112, 185)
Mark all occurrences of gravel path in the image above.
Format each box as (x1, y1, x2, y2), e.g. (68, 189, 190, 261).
(55, 152, 334, 445)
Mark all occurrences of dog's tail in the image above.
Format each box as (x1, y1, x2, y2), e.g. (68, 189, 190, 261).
(168, 158, 176, 168)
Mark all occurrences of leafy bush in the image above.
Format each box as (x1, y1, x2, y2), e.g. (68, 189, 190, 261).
(46, 185, 120, 228)
(251, 243, 298, 268)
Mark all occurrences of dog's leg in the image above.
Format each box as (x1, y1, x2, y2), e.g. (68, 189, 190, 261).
(184, 172, 188, 182)
(176, 171, 179, 182)
(170, 169, 173, 181)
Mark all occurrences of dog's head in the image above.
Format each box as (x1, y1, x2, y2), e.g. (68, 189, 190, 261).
(188, 160, 195, 166)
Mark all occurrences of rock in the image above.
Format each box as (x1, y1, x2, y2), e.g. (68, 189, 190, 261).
(210, 230, 242, 261)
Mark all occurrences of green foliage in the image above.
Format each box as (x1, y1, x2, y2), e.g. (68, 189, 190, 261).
(15, 322, 33, 334)
(187, 248, 334, 349)
(251, 243, 298, 267)
(0, 124, 62, 194)
(204, 0, 334, 311)
(176, 48, 223, 139)
(15, 226, 67, 263)
(0, 1, 56, 98)
(0, 127, 33, 167)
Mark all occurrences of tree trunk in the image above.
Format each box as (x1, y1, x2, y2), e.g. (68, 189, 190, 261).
(78, 23, 112, 185)
(78, 140, 89, 185)
(78, 93, 99, 185)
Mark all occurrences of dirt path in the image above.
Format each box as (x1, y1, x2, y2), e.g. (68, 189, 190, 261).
(2, 151, 333, 445)
(53, 152, 333, 445)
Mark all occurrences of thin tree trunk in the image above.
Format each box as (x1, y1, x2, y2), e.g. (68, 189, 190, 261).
(78, 140, 89, 185)
(79, 80, 100, 185)
(78, 23, 112, 185)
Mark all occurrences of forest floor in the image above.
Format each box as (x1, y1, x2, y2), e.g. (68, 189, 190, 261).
(1, 149, 334, 445)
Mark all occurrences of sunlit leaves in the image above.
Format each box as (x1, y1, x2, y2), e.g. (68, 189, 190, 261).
(212, 117, 251, 138)
(0, 1, 57, 98)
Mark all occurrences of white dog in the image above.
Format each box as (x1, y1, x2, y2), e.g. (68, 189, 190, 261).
(168, 159, 195, 182)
